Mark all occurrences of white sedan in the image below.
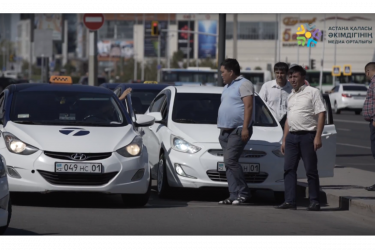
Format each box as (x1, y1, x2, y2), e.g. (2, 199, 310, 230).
(0, 83, 155, 207)
(327, 83, 368, 115)
(143, 86, 337, 199)
(0, 154, 11, 234)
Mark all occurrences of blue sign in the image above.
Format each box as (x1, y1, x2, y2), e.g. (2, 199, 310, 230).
(50, 61, 55, 70)
(198, 20, 217, 59)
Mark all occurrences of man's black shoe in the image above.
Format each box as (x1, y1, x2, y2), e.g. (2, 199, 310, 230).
(274, 202, 296, 210)
(307, 201, 320, 211)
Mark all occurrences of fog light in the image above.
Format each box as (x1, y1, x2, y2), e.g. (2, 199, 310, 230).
(174, 164, 197, 179)
(0, 194, 9, 210)
(6, 166, 21, 179)
(131, 168, 145, 181)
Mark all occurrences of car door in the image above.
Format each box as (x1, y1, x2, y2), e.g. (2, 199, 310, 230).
(143, 93, 168, 172)
(297, 94, 337, 178)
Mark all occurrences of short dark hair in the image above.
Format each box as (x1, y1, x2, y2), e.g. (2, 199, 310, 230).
(274, 62, 289, 73)
(365, 62, 375, 71)
(221, 59, 240, 76)
(289, 65, 306, 76)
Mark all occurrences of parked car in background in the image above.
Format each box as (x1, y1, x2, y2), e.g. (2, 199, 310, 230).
(327, 83, 368, 114)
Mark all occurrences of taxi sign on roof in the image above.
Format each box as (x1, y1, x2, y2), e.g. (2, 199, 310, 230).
(50, 76, 73, 84)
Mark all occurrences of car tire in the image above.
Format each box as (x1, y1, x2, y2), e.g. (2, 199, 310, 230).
(355, 110, 361, 115)
(121, 175, 151, 207)
(274, 191, 285, 204)
(0, 198, 12, 235)
(157, 153, 171, 198)
(334, 102, 341, 114)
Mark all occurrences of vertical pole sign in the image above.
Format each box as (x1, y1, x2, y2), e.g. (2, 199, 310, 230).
(83, 14, 105, 86)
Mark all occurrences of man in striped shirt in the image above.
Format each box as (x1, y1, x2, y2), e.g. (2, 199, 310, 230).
(363, 62, 375, 191)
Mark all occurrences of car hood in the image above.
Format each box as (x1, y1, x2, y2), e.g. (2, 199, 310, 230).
(170, 123, 283, 144)
(3, 121, 136, 152)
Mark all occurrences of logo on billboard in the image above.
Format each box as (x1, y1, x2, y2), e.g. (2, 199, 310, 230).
(296, 23, 322, 47)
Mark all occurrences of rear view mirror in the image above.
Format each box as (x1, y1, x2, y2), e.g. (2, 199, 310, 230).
(147, 112, 163, 122)
(134, 114, 155, 127)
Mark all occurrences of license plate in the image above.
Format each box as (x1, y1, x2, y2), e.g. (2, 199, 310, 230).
(55, 163, 103, 173)
(353, 96, 365, 99)
(217, 162, 260, 173)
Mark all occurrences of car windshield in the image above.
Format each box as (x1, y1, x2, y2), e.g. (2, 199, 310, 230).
(131, 89, 162, 114)
(172, 93, 277, 126)
(343, 85, 368, 91)
(10, 91, 127, 127)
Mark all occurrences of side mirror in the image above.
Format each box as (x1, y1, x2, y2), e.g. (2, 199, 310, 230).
(134, 114, 155, 127)
(147, 112, 163, 123)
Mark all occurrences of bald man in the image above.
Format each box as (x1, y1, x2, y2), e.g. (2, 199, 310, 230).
(363, 62, 375, 191)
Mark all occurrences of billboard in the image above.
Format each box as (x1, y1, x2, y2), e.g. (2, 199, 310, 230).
(198, 20, 217, 59)
(144, 21, 168, 57)
(178, 21, 195, 59)
(98, 40, 134, 58)
(34, 14, 62, 41)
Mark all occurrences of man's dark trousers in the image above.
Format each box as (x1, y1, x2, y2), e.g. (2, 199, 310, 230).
(219, 126, 252, 200)
(369, 121, 375, 159)
(284, 131, 320, 204)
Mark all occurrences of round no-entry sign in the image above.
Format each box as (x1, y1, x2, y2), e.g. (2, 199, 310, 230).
(83, 14, 105, 31)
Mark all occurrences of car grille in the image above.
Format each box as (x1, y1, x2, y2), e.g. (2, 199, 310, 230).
(44, 151, 112, 161)
(206, 170, 268, 183)
(37, 170, 118, 186)
(208, 149, 267, 158)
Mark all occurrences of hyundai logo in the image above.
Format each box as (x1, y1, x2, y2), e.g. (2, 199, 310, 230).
(70, 153, 87, 161)
(59, 128, 90, 136)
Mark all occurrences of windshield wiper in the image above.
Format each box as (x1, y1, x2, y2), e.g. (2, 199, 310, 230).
(12, 120, 42, 125)
(173, 119, 198, 124)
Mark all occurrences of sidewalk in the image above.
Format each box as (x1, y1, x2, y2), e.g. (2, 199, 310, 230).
(297, 166, 375, 217)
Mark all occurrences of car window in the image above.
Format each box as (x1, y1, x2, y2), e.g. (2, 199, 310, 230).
(114, 88, 122, 98)
(10, 91, 127, 127)
(131, 89, 162, 114)
(150, 95, 166, 113)
(342, 85, 368, 91)
(171, 93, 277, 126)
(322, 95, 333, 125)
(334, 86, 339, 92)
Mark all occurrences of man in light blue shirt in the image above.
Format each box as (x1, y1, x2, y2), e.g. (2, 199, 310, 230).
(217, 58, 255, 205)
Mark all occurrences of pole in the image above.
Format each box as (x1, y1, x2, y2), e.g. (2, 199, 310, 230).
(278, 14, 281, 62)
(319, 14, 326, 92)
(29, 15, 34, 80)
(88, 30, 98, 86)
(62, 19, 68, 67)
(41, 54, 44, 82)
(217, 14, 226, 87)
(187, 16, 190, 67)
(308, 45, 311, 68)
(297, 14, 300, 64)
(157, 34, 161, 82)
(141, 14, 145, 80)
(134, 15, 138, 81)
(233, 14, 238, 59)
(167, 13, 170, 69)
(274, 14, 278, 64)
(1, 15, 4, 73)
(333, 14, 337, 85)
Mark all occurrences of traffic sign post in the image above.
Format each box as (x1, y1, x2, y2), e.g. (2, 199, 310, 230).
(343, 64, 352, 76)
(332, 66, 341, 77)
(83, 14, 104, 86)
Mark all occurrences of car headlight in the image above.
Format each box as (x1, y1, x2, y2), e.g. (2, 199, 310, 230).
(3, 132, 39, 155)
(116, 136, 142, 157)
(171, 135, 201, 154)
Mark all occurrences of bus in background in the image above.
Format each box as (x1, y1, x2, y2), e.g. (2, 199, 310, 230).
(305, 70, 368, 93)
(160, 68, 272, 92)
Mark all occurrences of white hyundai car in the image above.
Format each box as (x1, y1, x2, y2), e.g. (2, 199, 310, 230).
(143, 86, 337, 199)
(327, 83, 368, 115)
(0, 81, 155, 207)
(0, 154, 11, 235)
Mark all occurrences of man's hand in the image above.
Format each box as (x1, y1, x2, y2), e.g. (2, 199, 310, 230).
(314, 135, 322, 151)
(241, 128, 250, 142)
(119, 88, 132, 100)
(281, 140, 286, 155)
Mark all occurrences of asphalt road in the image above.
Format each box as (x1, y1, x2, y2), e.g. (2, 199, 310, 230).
(3, 110, 374, 235)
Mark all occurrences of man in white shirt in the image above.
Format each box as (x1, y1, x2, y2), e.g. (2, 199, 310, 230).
(259, 62, 292, 129)
(275, 65, 326, 211)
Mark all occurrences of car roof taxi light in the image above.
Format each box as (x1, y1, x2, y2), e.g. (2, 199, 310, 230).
(50, 76, 73, 85)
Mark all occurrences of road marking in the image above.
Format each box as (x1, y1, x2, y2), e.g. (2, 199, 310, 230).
(337, 143, 371, 149)
(334, 119, 368, 125)
(337, 128, 351, 131)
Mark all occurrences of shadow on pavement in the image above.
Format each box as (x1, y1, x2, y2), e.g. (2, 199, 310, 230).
(4, 227, 58, 235)
(336, 154, 373, 157)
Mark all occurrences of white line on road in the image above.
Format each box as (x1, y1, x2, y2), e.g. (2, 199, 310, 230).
(334, 119, 368, 125)
(337, 143, 371, 149)
(337, 128, 351, 131)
